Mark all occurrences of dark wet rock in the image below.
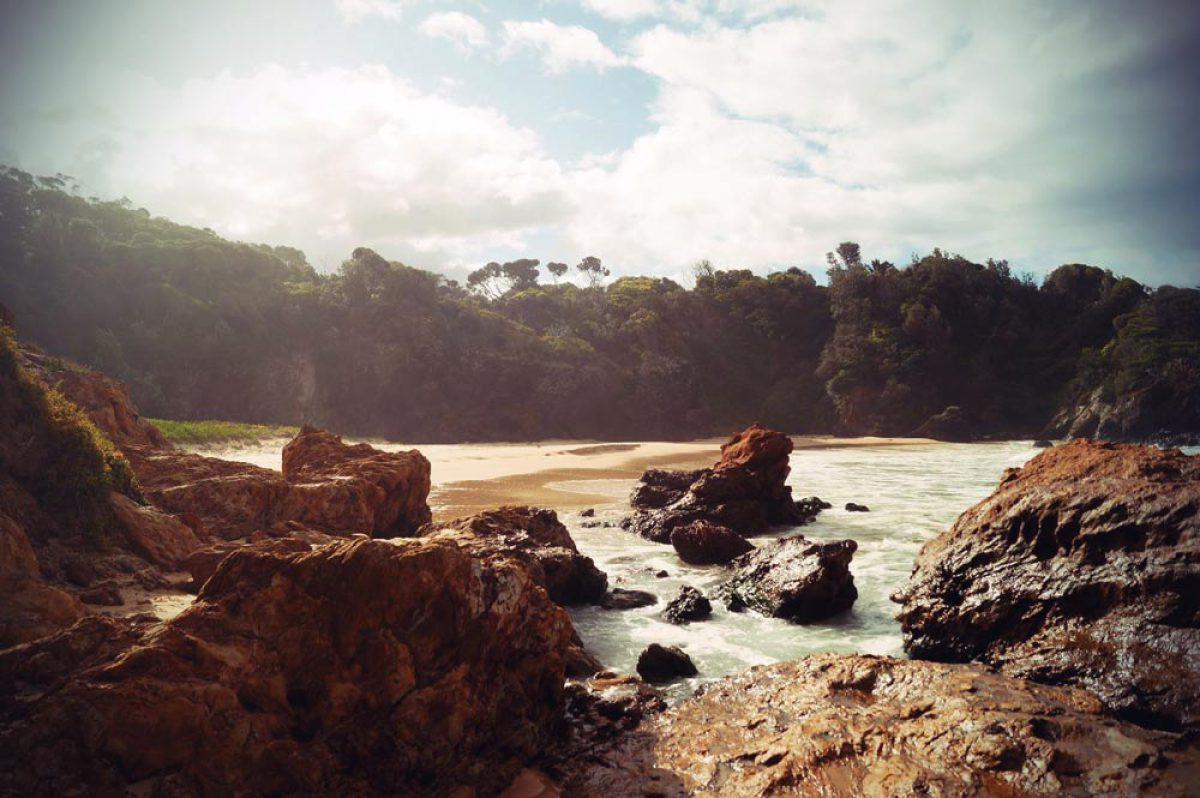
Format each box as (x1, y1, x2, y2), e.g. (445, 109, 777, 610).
(580, 508, 595, 517)
(896, 440, 1200, 732)
(1034, 439, 1054, 448)
(669, 520, 754, 565)
(601, 588, 657, 610)
(636, 644, 697, 683)
(664, 586, 712, 624)
(844, 502, 870, 512)
(423, 506, 607, 606)
(912, 404, 977, 442)
(720, 536, 857, 622)
(625, 424, 815, 543)
(560, 654, 1200, 796)
(795, 495, 831, 516)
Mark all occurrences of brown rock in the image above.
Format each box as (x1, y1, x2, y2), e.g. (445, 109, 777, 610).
(0, 512, 87, 648)
(281, 427, 432, 537)
(20, 349, 168, 449)
(670, 520, 755, 565)
(109, 492, 205, 569)
(0, 535, 575, 797)
(896, 440, 1200, 732)
(562, 654, 1200, 796)
(423, 506, 607, 605)
(720, 535, 857, 622)
(624, 424, 813, 542)
(636, 644, 697, 683)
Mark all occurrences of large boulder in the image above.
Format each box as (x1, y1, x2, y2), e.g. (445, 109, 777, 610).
(108, 492, 205, 569)
(670, 520, 754, 565)
(281, 427, 432, 537)
(0, 535, 575, 797)
(0, 509, 86, 648)
(896, 440, 1200, 732)
(719, 536, 857, 622)
(636, 644, 697, 683)
(127, 427, 432, 540)
(624, 424, 814, 543)
(560, 654, 1199, 796)
(422, 506, 607, 605)
(664, 586, 711, 624)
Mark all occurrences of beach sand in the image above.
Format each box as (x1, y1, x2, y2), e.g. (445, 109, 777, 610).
(428, 436, 936, 520)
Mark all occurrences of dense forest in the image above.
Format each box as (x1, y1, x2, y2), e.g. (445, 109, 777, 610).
(1, 166, 1196, 443)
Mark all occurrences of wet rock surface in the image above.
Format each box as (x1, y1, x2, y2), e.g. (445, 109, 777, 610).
(602, 588, 658, 610)
(624, 424, 816, 543)
(897, 440, 1200, 732)
(670, 519, 755, 564)
(561, 654, 1200, 797)
(664, 586, 712, 624)
(423, 506, 607, 605)
(0, 536, 575, 797)
(636, 644, 698, 683)
(720, 536, 858, 622)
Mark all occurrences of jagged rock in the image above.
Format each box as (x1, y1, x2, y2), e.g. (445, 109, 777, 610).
(0, 536, 575, 797)
(664, 586, 711, 624)
(580, 508, 595, 517)
(21, 349, 167, 449)
(127, 427, 432, 540)
(602, 588, 657, 610)
(897, 440, 1200, 732)
(423, 506, 607, 605)
(795, 495, 831, 515)
(669, 520, 754, 565)
(109, 492, 205, 569)
(624, 424, 814, 543)
(636, 644, 697, 683)
(0, 511, 86, 648)
(844, 502, 870, 512)
(182, 538, 313, 592)
(1034, 439, 1054, 448)
(561, 654, 1200, 796)
(560, 673, 666, 750)
(720, 536, 857, 622)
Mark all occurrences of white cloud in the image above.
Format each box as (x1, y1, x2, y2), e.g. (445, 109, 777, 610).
(62, 65, 570, 269)
(418, 11, 489, 50)
(334, 0, 406, 23)
(502, 19, 625, 73)
(579, 0, 662, 21)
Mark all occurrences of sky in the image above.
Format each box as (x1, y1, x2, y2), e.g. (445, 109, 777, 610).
(0, 0, 1197, 285)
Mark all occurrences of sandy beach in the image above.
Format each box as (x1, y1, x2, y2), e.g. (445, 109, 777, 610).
(426, 435, 937, 520)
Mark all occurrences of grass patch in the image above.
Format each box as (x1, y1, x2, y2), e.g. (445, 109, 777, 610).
(149, 418, 301, 445)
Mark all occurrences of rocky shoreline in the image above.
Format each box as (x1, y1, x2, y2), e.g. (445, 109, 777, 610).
(2, 337, 1198, 796)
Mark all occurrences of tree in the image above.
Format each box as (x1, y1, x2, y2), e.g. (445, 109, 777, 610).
(466, 259, 541, 299)
(547, 261, 568, 283)
(576, 256, 610, 288)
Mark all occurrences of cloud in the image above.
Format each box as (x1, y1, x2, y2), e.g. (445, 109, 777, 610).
(418, 11, 489, 50)
(53, 64, 571, 269)
(579, 0, 662, 21)
(334, 0, 406, 23)
(502, 19, 625, 73)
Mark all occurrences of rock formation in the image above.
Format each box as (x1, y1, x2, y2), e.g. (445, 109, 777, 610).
(720, 536, 857, 622)
(664, 585, 712, 624)
(636, 644, 698, 683)
(624, 423, 815, 543)
(896, 440, 1200, 732)
(560, 654, 1200, 796)
(0, 536, 575, 797)
(670, 519, 755, 565)
(127, 428, 432, 540)
(422, 506, 607, 605)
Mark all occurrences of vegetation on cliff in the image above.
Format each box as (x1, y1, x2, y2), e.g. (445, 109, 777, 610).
(148, 418, 300, 445)
(1, 166, 1195, 442)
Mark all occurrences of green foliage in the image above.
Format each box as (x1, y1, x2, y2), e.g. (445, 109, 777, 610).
(148, 418, 302, 445)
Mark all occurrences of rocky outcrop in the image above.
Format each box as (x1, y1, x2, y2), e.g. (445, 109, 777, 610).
(720, 536, 857, 622)
(624, 424, 814, 543)
(127, 427, 432, 540)
(896, 440, 1200, 732)
(636, 644, 697, 683)
(560, 654, 1199, 796)
(422, 506, 607, 605)
(664, 586, 711, 624)
(670, 520, 754, 565)
(0, 535, 575, 797)
(108, 492, 204, 569)
(20, 348, 168, 449)
(911, 404, 977, 442)
(601, 588, 657, 610)
(281, 427, 432, 536)
(0, 510, 86, 648)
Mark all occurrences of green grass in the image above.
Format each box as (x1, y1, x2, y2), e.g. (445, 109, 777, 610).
(149, 418, 300, 445)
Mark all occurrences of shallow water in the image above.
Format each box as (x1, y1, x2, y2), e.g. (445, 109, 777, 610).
(561, 441, 1041, 696)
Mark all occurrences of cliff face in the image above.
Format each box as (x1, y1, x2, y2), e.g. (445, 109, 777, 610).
(897, 440, 1200, 732)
